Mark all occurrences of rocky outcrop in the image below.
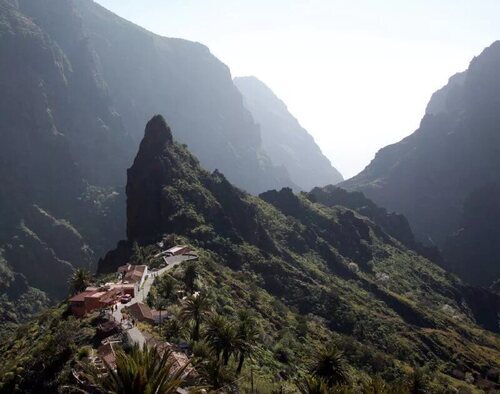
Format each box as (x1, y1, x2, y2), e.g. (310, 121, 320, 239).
(235, 76, 343, 190)
(126, 116, 175, 243)
(341, 41, 500, 286)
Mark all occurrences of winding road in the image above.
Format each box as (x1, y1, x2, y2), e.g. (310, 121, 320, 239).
(111, 254, 197, 346)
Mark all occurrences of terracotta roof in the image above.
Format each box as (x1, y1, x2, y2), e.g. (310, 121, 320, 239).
(69, 290, 97, 302)
(127, 302, 154, 322)
(123, 265, 147, 283)
(98, 343, 117, 367)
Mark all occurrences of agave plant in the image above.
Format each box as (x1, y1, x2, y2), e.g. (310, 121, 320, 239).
(83, 344, 188, 394)
(309, 344, 350, 387)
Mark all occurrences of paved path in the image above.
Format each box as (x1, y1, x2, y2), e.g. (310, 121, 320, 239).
(127, 327, 146, 348)
(111, 254, 197, 346)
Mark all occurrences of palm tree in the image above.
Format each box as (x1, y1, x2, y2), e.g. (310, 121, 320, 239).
(196, 356, 235, 391)
(234, 310, 259, 374)
(204, 314, 237, 365)
(183, 263, 198, 294)
(309, 344, 350, 387)
(83, 344, 188, 393)
(179, 292, 211, 341)
(158, 274, 176, 300)
(69, 268, 92, 295)
(164, 318, 187, 342)
(155, 299, 167, 335)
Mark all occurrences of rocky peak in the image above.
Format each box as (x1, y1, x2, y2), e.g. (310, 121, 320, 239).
(144, 115, 173, 147)
(126, 115, 175, 244)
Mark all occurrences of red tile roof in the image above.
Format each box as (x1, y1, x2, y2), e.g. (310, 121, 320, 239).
(69, 290, 98, 302)
(126, 302, 154, 322)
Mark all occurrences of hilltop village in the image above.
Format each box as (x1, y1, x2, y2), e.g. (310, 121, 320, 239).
(68, 242, 198, 388)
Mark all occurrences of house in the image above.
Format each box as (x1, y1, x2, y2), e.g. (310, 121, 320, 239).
(126, 302, 154, 324)
(69, 286, 120, 317)
(146, 337, 195, 379)
(165, 245, 193, 256)
(118, 264, 148, 287)
(108, 282, 136, 297)
(98, 342, 118, 368)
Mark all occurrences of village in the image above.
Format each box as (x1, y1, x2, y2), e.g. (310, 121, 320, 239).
(69, 243, 198, 388)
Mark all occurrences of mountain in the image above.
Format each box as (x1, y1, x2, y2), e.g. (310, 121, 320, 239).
(341, 42, 500, 286)
(0, 0, 302, 300)
(95, 115, 500, 391)
(0, 0, 132, 299)
(73, 0, 293, 194)
(234, 76, 343, 190)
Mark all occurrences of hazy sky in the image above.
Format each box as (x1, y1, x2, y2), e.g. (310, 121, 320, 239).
(95, 0, 500, 179)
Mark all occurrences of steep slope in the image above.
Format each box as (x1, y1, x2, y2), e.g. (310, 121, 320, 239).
(0, 0, 131, 298)
(0, 0, 296, 299)
(99, 116, 500, 390)
(341, 41, 500, 286)
(72, 0, 293, 194)
(308, 185, 442, 262)
(234, 76, 343, 190)
(443, 184, 500, 287)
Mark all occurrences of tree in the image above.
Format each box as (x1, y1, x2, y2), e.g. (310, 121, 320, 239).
(406, 368, 431, 394)
(183, 263, 198, 294)
(296, 376, 331, 394)
(163, 318, 187, 343)
(68, 268, 92, 295)
(83, 344, 188, 393)
(179, 292, 210, 341)
(196, 356, 235, 391)
(155, 299, 167, 336)
(132, 241, 149, 265)
(204, 314, 237, 365)
(309, 344, 350, 387)
(157, 274, 177, 300)
(234, 310, 260, 374)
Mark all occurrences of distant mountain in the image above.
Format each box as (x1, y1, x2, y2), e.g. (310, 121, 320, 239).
(234, 76, 343, 190)
(341, 42, 500, 286)
(0, 0, 296, 299)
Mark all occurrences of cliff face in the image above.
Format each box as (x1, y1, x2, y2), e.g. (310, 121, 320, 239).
(0, 0, 297, 299)
(341, 42, 500, 286)
(0, 0, 130, 298)
(73, 0, 294, 194)
(234, 76, 343, 190)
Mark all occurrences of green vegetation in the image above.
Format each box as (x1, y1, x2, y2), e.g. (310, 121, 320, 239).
(0, 305, 97, 393)
(2, 117, 499, 392)
(68, 268, 93, 295)
(83, 344, 188, 393)
(116, 120, 500, 392)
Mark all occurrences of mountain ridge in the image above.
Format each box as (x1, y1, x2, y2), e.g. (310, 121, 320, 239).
(234, 76, 343, 190)
(341, 41, 500, 286)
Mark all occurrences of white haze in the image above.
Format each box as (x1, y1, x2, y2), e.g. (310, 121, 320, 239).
(96, 0, 500, 179)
